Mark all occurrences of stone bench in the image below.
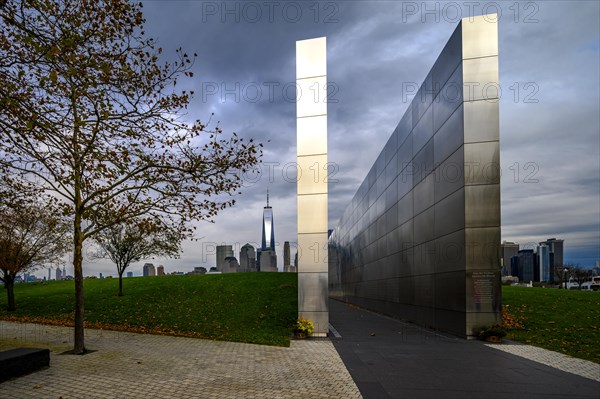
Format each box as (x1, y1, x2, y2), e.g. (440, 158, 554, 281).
(0, 348, 50, 383)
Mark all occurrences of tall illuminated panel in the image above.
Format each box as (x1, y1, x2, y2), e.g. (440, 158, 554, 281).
(296, 37, 328, 336)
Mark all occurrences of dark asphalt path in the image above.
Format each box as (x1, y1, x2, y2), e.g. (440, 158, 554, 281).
(329, 299, 600, 399)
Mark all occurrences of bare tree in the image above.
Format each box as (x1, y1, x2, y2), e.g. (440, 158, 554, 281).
(0, 202, 70, 310)
(0, 0, 262, 353)
(566, 263, 592, 289)
(93, 219, 181, 296)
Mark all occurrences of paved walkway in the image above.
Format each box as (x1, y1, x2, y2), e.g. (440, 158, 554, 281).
(329, 299, 600, 399)
(0, 321, 361, 399)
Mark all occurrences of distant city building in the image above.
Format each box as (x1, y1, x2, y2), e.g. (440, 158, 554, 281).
(239, 244, 257, 272)
(222, 256, 240, 273)
(500, 241, 519, 277)
(294, 252, 298, 270)
(261, 189, 275, 251)
(48, 268, 52, 281)
(517, 249, 535, 282)
(99, 272, 104, 279)
(259, 190, 276, 271)
(537, 243, 552, 282)
(188, 267, 207, 274)
(283, 241, 291, 272)
(539, 238, 564, 279)
(143, 263, 156, 277)
(260, 249, 278, 272)
(157, 265, 165, 276)
(510, 256, 519, 278)
(127, 271, 133, 278)
(55, 267, 63, 281)
(593, 261, 600, 276)
(216, 245, 234, 273)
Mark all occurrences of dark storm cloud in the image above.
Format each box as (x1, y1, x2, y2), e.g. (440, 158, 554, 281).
(81, 1, 599, 276)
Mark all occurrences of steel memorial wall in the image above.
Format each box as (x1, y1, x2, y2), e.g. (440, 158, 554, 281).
(328, 14, 501, 337)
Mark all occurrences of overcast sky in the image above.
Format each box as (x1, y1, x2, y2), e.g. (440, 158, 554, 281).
(70, 1, 599, 277)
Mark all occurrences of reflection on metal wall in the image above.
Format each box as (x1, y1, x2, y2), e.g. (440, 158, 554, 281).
(296, 37, 329, 336)
(329, 15, 501, 337)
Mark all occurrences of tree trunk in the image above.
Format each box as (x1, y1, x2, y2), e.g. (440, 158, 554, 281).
(6, 277, 15, 311)
(73, 216, 85, 354)
(118, 271, 124, 296)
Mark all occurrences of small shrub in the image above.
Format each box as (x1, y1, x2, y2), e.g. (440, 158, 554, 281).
(473, 324, 506, 340)
(294, 317, 314, 336)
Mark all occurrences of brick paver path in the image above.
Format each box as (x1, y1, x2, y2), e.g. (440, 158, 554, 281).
(485, 343, 600, 382)
(0, 321, 362, 398)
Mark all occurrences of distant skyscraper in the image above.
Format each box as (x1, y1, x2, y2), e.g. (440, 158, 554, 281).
(239, 244, 257, 272)
(261, 189, 275, 251)
(537, 244, 552, 282)
(283, 241, 291, 272)
(222, 257, 240, 273)
(540, 238, 564, 279)
(127, 271, 133, 278)
(99, 272, 103, 279)
(48, 267, 52, 281)
(157, 265, 165, 276)
(500, 241, 519, 277)
(518, 250, 535, 282)
(510, 256, 519, 278)
(216, 245, 234, 272)
(55, 267, 62, 281)
(143, 263, 155, 277)
(260, 249, 278, 272)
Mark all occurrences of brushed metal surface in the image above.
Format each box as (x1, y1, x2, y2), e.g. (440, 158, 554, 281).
(328, 14, 500, 337)
(296, 76, 327, 118)
(413, 173, 435, 217)
(396, 104, 413, 149)
(296, 37, 327, 79)
(413, 206, 434, 245)
(297, 154, 328, 195)
(297, 115, 327, 156)
(412, 138, 434, 185)
(433, 64, 463, 133)
(297, 36, 328, 334)
(432, 24, 462, 95)
(413, 71, 434, 125)
(462, 14, 498, 59)
(465, 227, 501, 270)
(435, 229, 466, 273)
(464, 142, 500, 185)
(434, 187, 465, 238)
(298, 272, 329, 312)
(464, 100, 499, 143)
(462, 56, 499, 102)
(434, 145, 464, 202)
(298, 195, 328, 233)
(412, 104, 434, 156)
(434, 104, 464, 166)
(464, 184, 500, 228)
(297, 232, 328, 272)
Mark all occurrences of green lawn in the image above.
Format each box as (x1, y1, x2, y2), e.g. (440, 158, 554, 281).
(0, 273, 298, 347)
(502, 286, 600, 363)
